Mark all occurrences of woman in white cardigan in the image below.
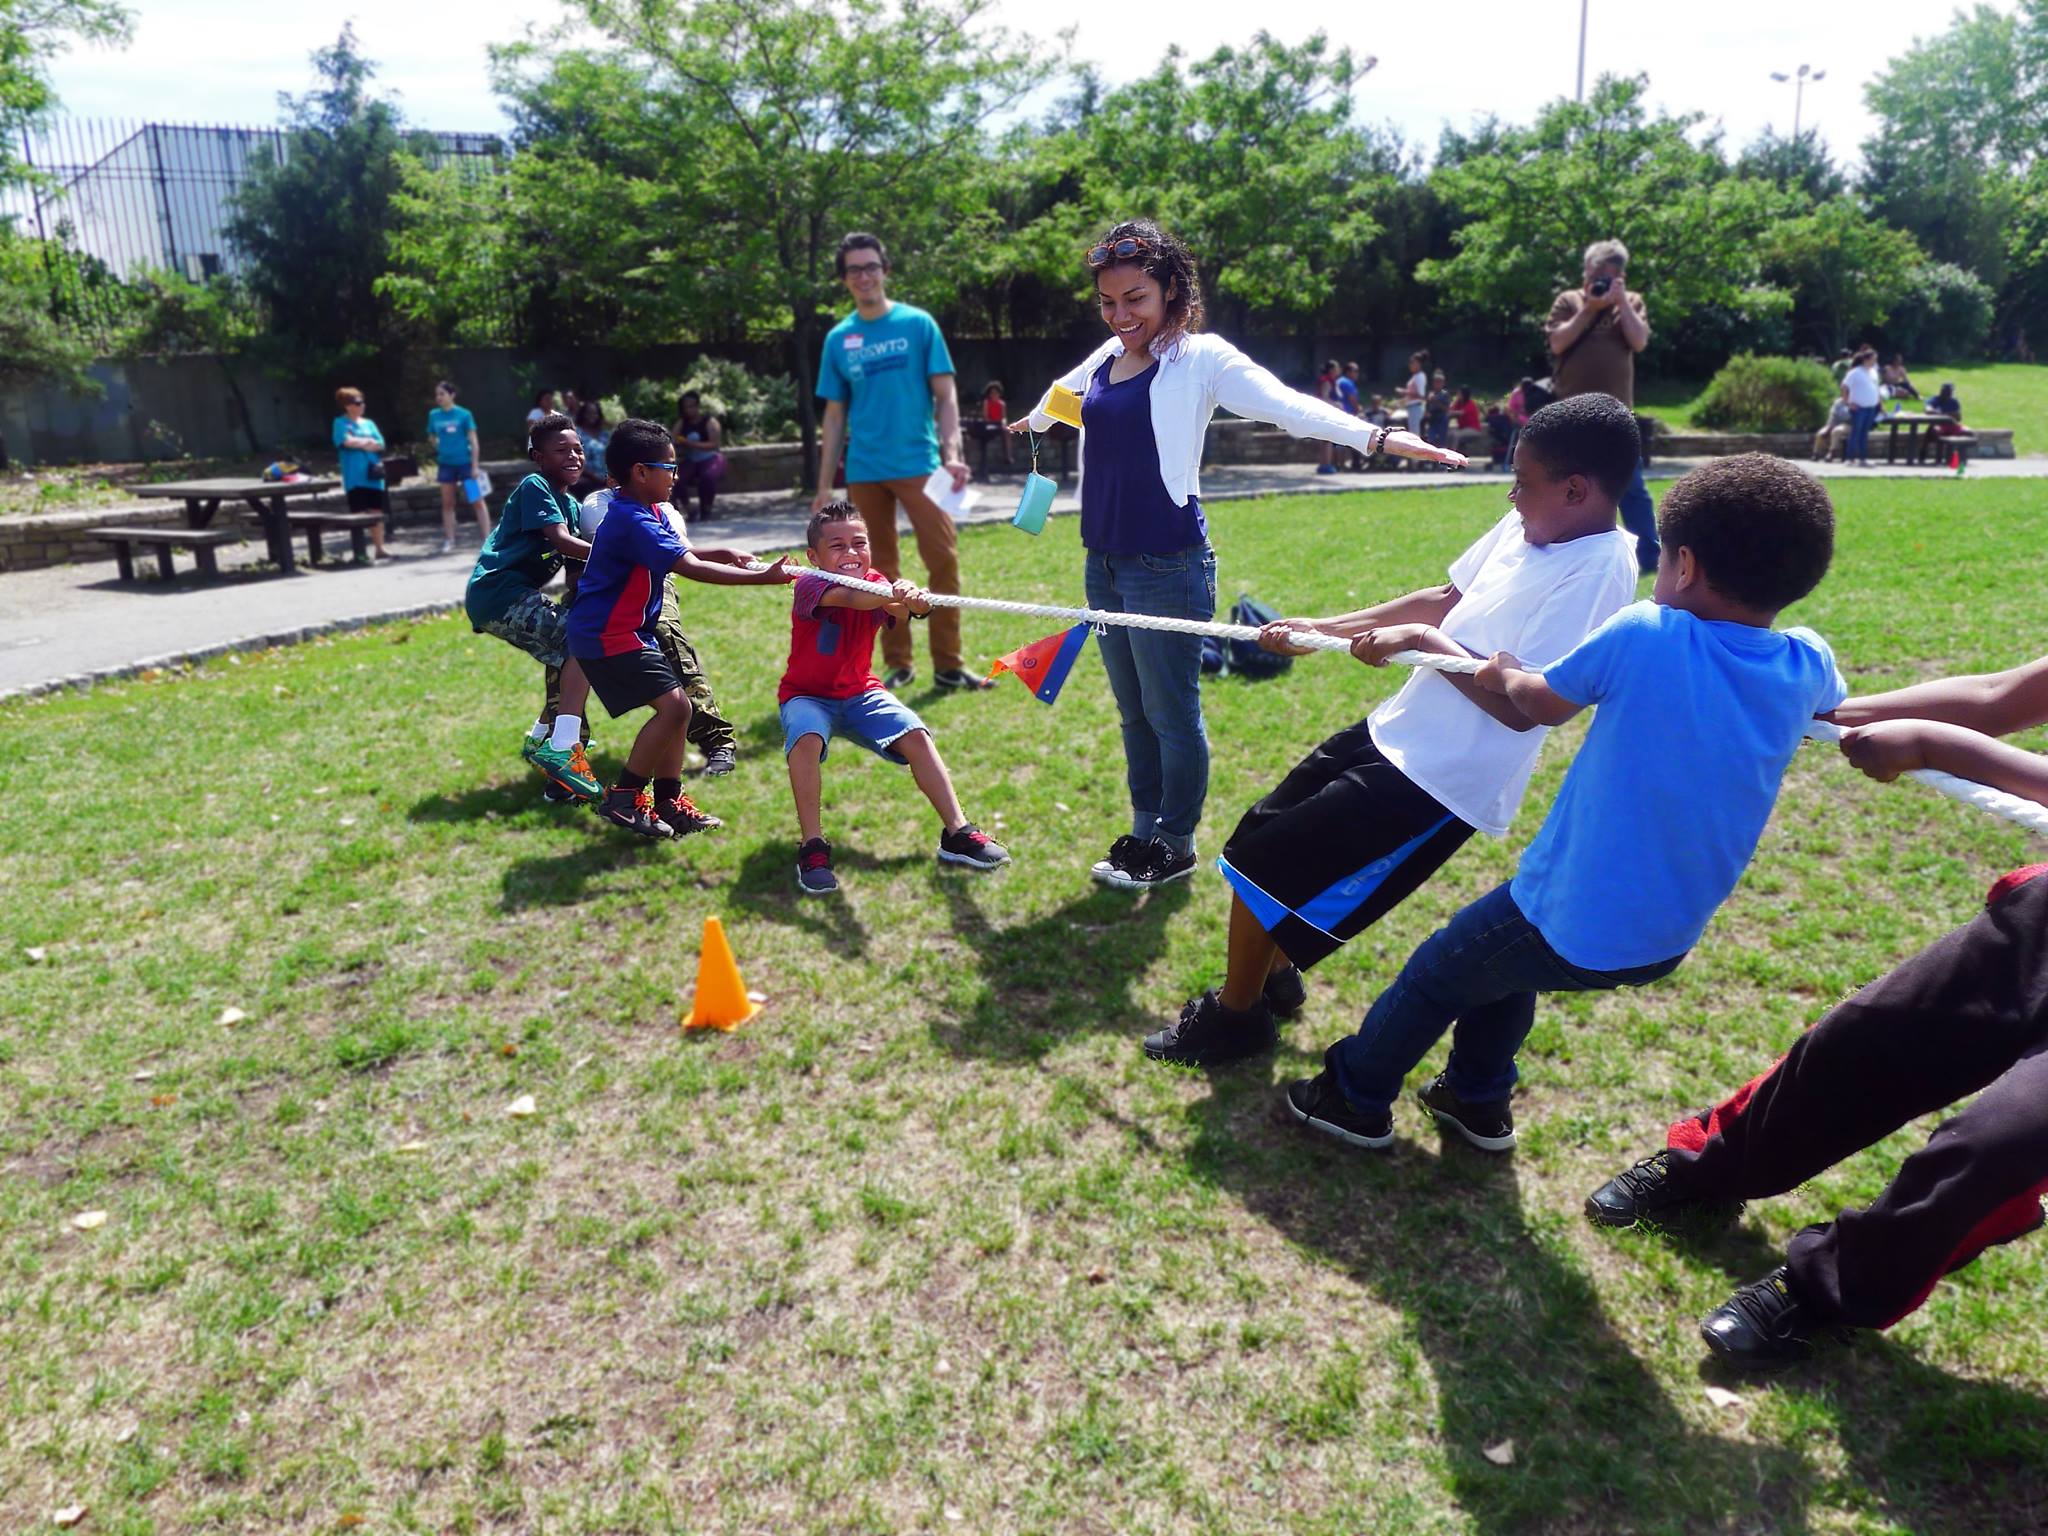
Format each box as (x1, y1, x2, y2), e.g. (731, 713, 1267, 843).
(1018, 220, 1464, 889)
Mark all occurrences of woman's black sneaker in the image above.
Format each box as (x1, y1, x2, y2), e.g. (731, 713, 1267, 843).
(1701, 1267, 1819, 1365)
(1416, 1072, 1515, 1152)
(1108, 838, 1197, 889)
(795, 837, 838, 895)
(939, 823, 1010, 870)
(1263, 965, 1307, 1019)
(1090, 835, 1146, 885)
(1285, 1070, 1393, 1150)
(1143, 990, 1276, 1067)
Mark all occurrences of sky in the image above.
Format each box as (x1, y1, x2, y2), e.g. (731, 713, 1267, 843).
(47, 0, 2009, 165)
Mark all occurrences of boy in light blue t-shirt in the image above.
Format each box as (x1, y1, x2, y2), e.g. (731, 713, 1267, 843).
(1287, 454, 1842, 1156)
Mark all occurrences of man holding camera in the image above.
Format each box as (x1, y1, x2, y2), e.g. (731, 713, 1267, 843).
(1547, 239, 1658, 574)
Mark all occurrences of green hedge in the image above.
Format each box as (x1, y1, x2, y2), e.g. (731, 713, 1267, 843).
(1693, 354, 1838, 433)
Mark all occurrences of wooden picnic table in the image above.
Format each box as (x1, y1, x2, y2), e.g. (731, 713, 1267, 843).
(132, 477, 340, 577)
(1869, 413, 1964, 466)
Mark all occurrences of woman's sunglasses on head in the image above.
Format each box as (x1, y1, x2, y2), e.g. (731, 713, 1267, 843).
(1086, 236, 1153, 269)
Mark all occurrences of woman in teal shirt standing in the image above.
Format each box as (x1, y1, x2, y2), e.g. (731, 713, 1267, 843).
(331, 386, 393, 560)
(428, 379, 492, 555)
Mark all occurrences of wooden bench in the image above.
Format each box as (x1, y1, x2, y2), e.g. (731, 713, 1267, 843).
(285, 509, 384, 564)
(85, 524, 244, 581)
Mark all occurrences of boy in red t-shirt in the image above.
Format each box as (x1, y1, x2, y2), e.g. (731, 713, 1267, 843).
(781, 503, 1010, 893)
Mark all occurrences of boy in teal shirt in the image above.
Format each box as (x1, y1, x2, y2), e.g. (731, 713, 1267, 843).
(464, 411, 601, 799)
(429, 379, 490, 555)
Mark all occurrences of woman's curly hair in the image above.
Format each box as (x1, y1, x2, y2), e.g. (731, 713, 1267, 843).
(1088, 218, 1204, 349)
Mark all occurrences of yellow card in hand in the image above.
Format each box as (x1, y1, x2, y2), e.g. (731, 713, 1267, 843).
(1044, 383, 1084, 429)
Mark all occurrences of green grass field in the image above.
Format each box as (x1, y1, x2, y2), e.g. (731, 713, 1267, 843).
(1637, 362, 2048, 452)
(6, 479, 2048, 1534)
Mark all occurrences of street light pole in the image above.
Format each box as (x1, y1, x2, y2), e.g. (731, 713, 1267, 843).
(1577, 0, 1589, 102)
(1769, 63, 1826, 141)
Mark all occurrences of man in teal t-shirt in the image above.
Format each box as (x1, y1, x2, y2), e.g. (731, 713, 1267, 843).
(810, 231, 987, 694)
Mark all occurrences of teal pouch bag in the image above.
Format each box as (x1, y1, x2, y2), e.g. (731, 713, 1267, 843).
(1012, 434, 1055, 534)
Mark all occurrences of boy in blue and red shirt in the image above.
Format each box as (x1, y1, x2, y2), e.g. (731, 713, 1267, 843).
(781, 503, 1010, 893)
(565, 419, 794, 838)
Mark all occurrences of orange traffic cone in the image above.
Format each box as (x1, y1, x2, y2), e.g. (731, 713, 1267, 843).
(684, 916, 761, 1032)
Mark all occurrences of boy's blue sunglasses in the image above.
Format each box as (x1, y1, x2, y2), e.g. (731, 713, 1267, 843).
(642, 462, 679, 473)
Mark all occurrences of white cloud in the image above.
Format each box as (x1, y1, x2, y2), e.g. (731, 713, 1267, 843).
(50, 0, 2013, 165)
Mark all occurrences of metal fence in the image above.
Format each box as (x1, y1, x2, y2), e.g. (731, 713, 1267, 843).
(0, 118, 503, 347)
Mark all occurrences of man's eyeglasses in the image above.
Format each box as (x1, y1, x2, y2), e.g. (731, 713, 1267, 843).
(842, 262, 886, 276)
(1086, 236, 1153, 269)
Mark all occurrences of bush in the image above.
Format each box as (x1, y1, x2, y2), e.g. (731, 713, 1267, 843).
(1883, 261, 1996, 362)
(1693, 354, 1838, 433)
(613, 358, 800, 444)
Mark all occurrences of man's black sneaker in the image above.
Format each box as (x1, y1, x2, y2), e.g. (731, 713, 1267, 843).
(1285, 1070, 1393, 1150)
(933, 667, 996, 691)
(541, 778, 575, 804)
(882, 665, 915, 692)
(657, 792, 723, 837)
(1143, 990, 1277, 1067)
(1264, 965, 1307, 1019)
(1701, 1267, 1819, 1365)
(1416, 1072, 1515, 1152)
(1090, 835, 1146, 885)
(1585, 1149, 1741, 1230)
(1108, 838, 1197, 889)
(796, 837, 838, 895)
(600, 786, 672, 839)
(939, 822, 1010, 870)
(701, 746, 736, 777)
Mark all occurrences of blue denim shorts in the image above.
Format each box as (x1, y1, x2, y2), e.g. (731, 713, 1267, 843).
(436, 462, 474, 484)
(780, 689, 926, 764)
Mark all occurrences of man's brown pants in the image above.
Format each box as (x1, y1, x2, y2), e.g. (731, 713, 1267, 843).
(848, 476, 964, 675)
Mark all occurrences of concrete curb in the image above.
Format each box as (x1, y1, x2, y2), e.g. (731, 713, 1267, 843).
(0, 600, 463, 705)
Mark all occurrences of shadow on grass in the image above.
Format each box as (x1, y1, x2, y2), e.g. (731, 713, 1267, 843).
(1171, 1075, 2048, 1534)
(498, 833, 672, 910)
(408, 777, 556, 826)
(926, 880, 1192, 1061)
(721, 838, 931, 957)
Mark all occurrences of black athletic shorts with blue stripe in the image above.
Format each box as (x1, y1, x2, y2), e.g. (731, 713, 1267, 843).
(1218, 719, 1476, 971)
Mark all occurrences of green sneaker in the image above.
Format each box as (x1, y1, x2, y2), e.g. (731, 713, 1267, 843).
(519, 732, 545, 764)
(531, 739, 602, 800)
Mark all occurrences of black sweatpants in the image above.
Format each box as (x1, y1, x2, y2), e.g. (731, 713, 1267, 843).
(1663, 864, 2048, 1328)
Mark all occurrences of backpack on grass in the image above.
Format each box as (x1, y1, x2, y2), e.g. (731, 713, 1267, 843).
(1201, 593, 1294, 680)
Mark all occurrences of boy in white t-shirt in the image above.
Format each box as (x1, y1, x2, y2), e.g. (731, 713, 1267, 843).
(1148, 393, 1644, 1066)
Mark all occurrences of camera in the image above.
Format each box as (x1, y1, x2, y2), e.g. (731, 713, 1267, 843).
(1589, 276, 1613, 297)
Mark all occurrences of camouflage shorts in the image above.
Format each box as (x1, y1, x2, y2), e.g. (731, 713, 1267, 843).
(478, 589, 569, 668)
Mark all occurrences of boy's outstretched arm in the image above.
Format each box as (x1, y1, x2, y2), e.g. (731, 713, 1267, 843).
(1349, 625, 1546, 733)
(1839, 719, 2048, 809)
(675, 551, 795, 586)
(1474, 652, 1583, 728)
(1256, 583, 1461, 656)
(542, 524, 591, 562)
(1829, 655, 2048, 736)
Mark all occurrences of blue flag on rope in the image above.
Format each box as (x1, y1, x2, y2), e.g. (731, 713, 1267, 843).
(987, 623, 1090, 704)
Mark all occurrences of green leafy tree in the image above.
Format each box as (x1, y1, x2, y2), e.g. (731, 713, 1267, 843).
(1761, 196, 1927, 354)
(1417, 75, 1799, 359)
(225, 25, 429, 394)
(112, 269, 265, 450)
(511, 0, 1050, 486)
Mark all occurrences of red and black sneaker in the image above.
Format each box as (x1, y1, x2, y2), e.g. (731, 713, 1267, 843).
(796, 837, 838, 895)
(938, 822, 1010, 871)
(599, 785, 672, 839)
(657, 792, 723, 838)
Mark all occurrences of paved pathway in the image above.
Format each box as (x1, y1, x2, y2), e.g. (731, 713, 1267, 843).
(3, 455, 2042, 699)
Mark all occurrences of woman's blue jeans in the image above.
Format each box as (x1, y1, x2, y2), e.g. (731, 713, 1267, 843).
(1845, 405, 1880, 463)
(1330, 883, 1684, 1115)
(1084, 544, 1216, 855)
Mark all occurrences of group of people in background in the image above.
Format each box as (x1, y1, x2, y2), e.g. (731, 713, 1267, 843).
(1816, 348, 1965, 465)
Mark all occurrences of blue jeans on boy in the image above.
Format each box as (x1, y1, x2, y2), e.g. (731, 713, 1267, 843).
(1619, 462, 1659, 572)
(1330, 883, 1684, 1116)
(1845, 405, 1880, 463)
(1084, 544, 1216, 855)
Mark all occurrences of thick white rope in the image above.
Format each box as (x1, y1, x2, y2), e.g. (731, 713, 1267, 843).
(785, 565, 2047, 838)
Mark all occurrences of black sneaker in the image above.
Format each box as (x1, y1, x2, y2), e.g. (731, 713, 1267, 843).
(1263, 965, 1307, 1019)
(1144, 990, 1277, 1067)
(541, 778, 575, 805)
(882, 665, 915, 692)
(796, 837, 838, 895)
(933, 667, 996, 691)
(1108, 838, 1196, 890)
(1285, 1070, 1393, 1150)
(1701, 1267, 1819, 1365)
(701, 746, 736, 777)
(1416, 1072, 1515, 1152)
(600, 786, 672, 839)
(1090, 835, 1146, 885)
(656, 792, 723, 837)
(1585, 1149, 1741, 1230)
(938, 822, 1010, 870)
